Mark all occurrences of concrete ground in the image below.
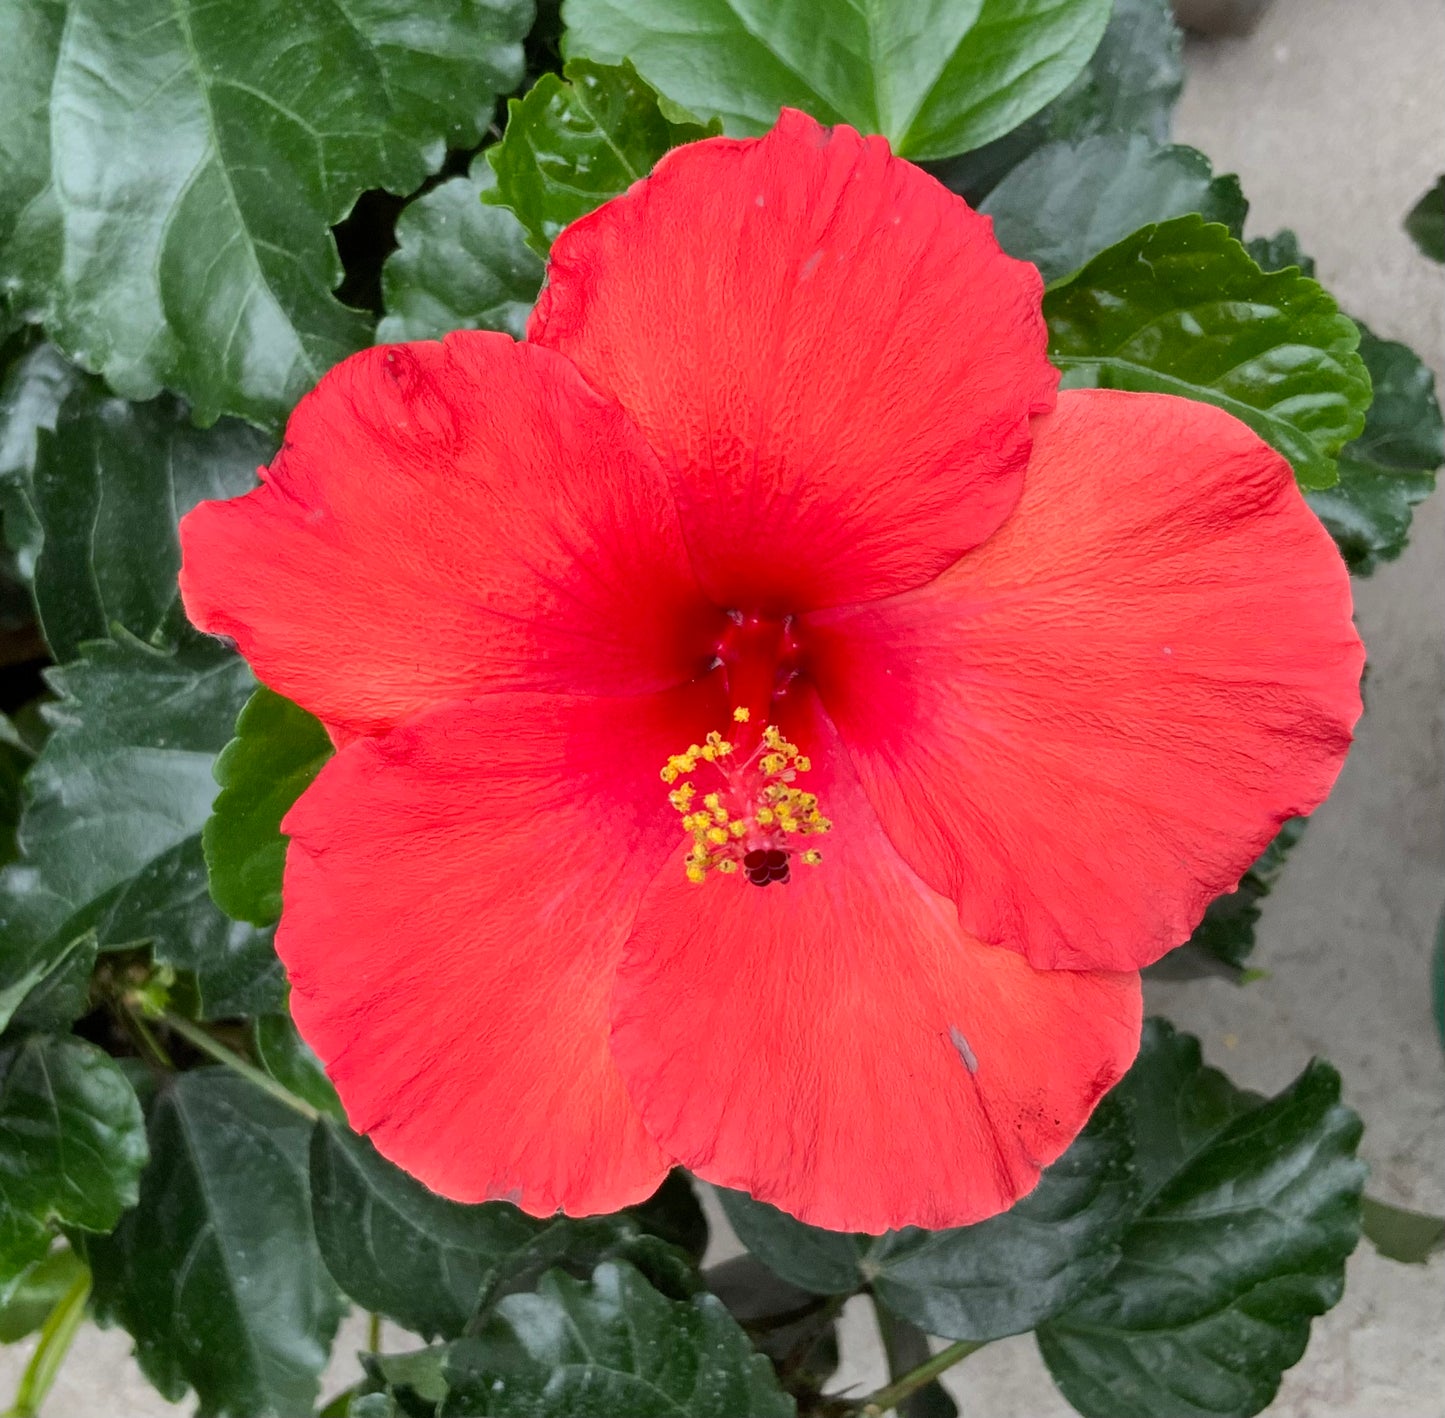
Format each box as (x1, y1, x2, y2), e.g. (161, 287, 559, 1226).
(4, 0, 1442, 1413)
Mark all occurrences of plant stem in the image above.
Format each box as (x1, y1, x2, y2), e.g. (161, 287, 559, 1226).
(159, 1012, 319, 1121)
(858, 1339, 985, 1416)
(4, 1265, 92, 1418)
(368, 1312, 382, 1353)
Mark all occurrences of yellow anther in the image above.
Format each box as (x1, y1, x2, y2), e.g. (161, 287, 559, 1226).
(732, 707, 751, 723)
(756, 807, 775, 826)
(801, 849, 823, 865)
(706, 826, 730, 846)
(763, 726, 784, 748)
(717, 859, 738, 873)
(760, 753, 787, 776)
(729, 820, 746, 837)
(700, 745, 717, 762)
(686, 864, 707, 884)
(793, 756, 811, 772)
(668, 785, 695, 810)
(703, 792, 722, 812)
(660, 764, 680, 784)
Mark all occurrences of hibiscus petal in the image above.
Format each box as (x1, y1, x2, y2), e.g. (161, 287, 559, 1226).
(806, 390, 1365, 972)
(529, 108, 1056, 612)
(180, 333, 720, 738)
(610, 693, 1141, 1234)
(278, 681, 725, 1215)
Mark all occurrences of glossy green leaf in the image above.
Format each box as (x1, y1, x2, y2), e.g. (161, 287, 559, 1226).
(0, 1033, 147, 1285)
(1405, 174, 1444, 262)
(487, 60, 716, 255)
(253, 1015, 342, 1119)
(720, 1097, 1138, 1341)
(204, 688, 332, 927)
(0, 1246, 87, 1342)
(6, 0, 531, 429)
(0, 0, 64, 258)
(0, 631, 282, 1020)
(29, 385, 273, 661)
(1305, 325, 1443, 574)
(310, 1120, 552, 1342)
(1044, 215, 1371, 488)
(1360, 1195, 1445, 1265)
(441, 1261, 794, 1417)
(359, 1349, 449, 1417)
(89, 1069, 344, 1418)
(929, 0, 1183, 200)
(981, 133, 1244, 281)
(378, 159, 544, 344)
(563, 0, 1112, 161)
(1038, 1020, 1365, 1418)
(0, 341, 84, 575)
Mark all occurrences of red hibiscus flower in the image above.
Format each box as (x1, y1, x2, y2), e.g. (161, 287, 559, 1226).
(178, 110, 1363, 1233)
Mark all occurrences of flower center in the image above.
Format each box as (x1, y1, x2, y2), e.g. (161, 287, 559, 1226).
(660, 713, 831, 885)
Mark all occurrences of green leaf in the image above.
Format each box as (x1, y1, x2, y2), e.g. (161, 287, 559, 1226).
(378, 159, 544, 344)
(360, 1349, 449, 1418)
(204, 688, 332, 927)
(6, 0, 531, 429)
(0, 631, 283, 1021)
(253, 1014, 343, 1119)
(1246, 228, 1315, 277)
(29, 385, 273, 661)
(0, 1246, 87, 1342)
(310, 1119, 552, 1342)
(1405, 174, 1444, 262)
(1037, 1020, 1366, 1418)
(441, 1261, 794, 1417)
(0, 1033, 147, 1285)
(0, 710, 32, 866)
(1044, 214, 1371, 489)
(0, 0, 64, 258)
(0, 341, 84, 576)
(1359, 1195, 1445, 1265)
(981, 133, 1244, 281)
(88, 1069, 344, 1418)
(487, 59, 717, 256)
(1305, 325, 1443, 574)
(627, 1170, 710, 1263)
(563, 0, 1112, 161)
(720, 1097, 1138, 1341)
(929, 0, 1183, 200)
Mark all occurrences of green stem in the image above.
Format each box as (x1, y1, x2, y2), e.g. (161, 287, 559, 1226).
(4, 1265, 92, 1418)
(858, 1339, 985, 1416)
(159, 1012, 318, 1122)
(368, 1312, 383, 1353)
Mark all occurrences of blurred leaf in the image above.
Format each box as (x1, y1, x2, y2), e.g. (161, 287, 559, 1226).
(1305, 325, 1443, 574)
(1154, 819, 1305, 979)
(0, 1245, 87, 1342)
(378, 159, 544, 344)
(982, 133, 1244, 281)
(720, 1097, 1138, 1341)
(487, 59, 717, 255)
(0, 341, 84, 576)
(0, 710, 32, 865)
(440, 1261, 794, 1416)
(360, 1349, 449, 1418)
(0, 631, 282, 1021)
(874, 1303, 959, 1418)
(628, 1171, 709, 1263)
(1405, 174, 1444, 262)
(253, 1014, 342, 1119)
(1246, 228, 1316, 277)
(5, 0, 531, 429)
(28, 385, 272, 661)
(89, 1069, 344, 1418)
(203, 687, 332, 927)
(1360, 1195, 1445, 1265)
(563, 0, 1112, 161)
(1045, 214, 1371, 489)
(1037, 1019, 1365, 1418)
(931, 0, 1183, 200)
(0, 1033, 147, 1286)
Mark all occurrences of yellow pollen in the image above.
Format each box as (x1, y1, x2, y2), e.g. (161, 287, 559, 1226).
(660, 722, 831, 886)
(732, 706, 751, 722)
